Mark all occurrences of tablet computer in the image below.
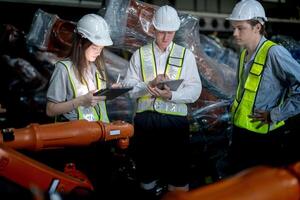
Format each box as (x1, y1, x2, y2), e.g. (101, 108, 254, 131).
(93, 87, 133, 100)
(157, 79, 184, 91)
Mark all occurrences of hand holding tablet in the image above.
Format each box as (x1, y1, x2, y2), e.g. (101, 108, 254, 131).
(156, 79, 184, 91)
(93, 87, 133, 100)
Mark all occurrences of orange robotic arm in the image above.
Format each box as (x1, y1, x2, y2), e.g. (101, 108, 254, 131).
(0, 119, 134, 151)
(0, 120, 134, 194)
(0, 145, 94, 193)
(162, 165, 300, 200)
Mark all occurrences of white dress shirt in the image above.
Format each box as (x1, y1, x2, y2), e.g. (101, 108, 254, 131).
(124, 41, 202, 104)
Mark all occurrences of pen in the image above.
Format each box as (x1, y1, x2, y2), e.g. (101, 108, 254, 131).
(116, 73, 121, 84)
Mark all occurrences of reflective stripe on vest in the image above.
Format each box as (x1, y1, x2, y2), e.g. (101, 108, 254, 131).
(60, 61, 109, 122)
(231, 40, 284, 134)
(137, 43, 188, 116)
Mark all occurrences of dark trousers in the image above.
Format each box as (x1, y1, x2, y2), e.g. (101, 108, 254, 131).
(229, 125, 292, 175)
(133, 111, 190, 187)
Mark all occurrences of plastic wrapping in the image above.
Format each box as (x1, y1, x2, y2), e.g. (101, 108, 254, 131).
(26, 9, 75, 57)
(1, 55, 47, 92)
(26, 9, 58, 51)
(0, 53, 49, 126)
(174, 14, 236, 99)
(104, 0, 157, 52)
(200, 34, 238, 70)
(0, 24, 26, 56)
(103, 49, 135, 123)
(104, 0, 236, 99)
(189, 100, 232, 149)
(189, 100, 232, 179)
(190, 100, 231, 132)
(271, 35, 300, 64)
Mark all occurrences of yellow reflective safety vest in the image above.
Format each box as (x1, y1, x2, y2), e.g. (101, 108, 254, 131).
(231, 40, 284, 134)
(137, 42, 187, 116)
(59, 60, 109, 122)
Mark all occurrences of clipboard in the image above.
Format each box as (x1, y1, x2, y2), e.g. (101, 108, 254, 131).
(157, 79, 184, 91)
(93, 87, 133, 100)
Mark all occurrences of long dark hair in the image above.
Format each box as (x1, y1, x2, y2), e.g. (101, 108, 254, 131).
(68, 33, 106, 84)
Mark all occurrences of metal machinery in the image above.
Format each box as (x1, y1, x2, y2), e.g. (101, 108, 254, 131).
(0, 120, 134, 195)
(162, 163, 300, 200)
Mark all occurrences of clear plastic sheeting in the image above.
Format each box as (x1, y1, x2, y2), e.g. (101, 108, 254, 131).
(103, 49, 135, 123)
(174, 14, 236, 99)
(0, 24, 26, 57)
(200, 34, 238, 70)
(271, 35, 300, 64)
(0, 53, 50, 126)
(26, 9, 75, 57)
(189, 100, 232, 179)
(26, 9, 58, 51)
(1, 55, 48, 92)
(104, 0, 236, 99)
(104, 0, 157, 52)
(190, 100, 232, 133)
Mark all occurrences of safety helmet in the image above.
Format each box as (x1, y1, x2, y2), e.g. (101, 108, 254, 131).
(152, 5, 180, 31)
(77, 14, 113, 46)
(226, 0, 267, 24)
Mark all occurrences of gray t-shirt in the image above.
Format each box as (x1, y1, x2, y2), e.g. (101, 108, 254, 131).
(46, 60, 100, 121)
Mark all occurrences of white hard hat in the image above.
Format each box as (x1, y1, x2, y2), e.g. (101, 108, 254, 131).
(152, 5, 180, 31)
(226, 0, 267, 24)
(77, 14, 113, 46)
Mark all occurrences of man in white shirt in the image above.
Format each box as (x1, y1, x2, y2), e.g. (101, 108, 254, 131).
(124, 5, 202, 196)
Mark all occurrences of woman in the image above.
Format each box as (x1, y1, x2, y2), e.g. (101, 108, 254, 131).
(46, 14, 113, 122)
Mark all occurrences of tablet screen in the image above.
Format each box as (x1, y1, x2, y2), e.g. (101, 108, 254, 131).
(157, 79, 183, 91)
